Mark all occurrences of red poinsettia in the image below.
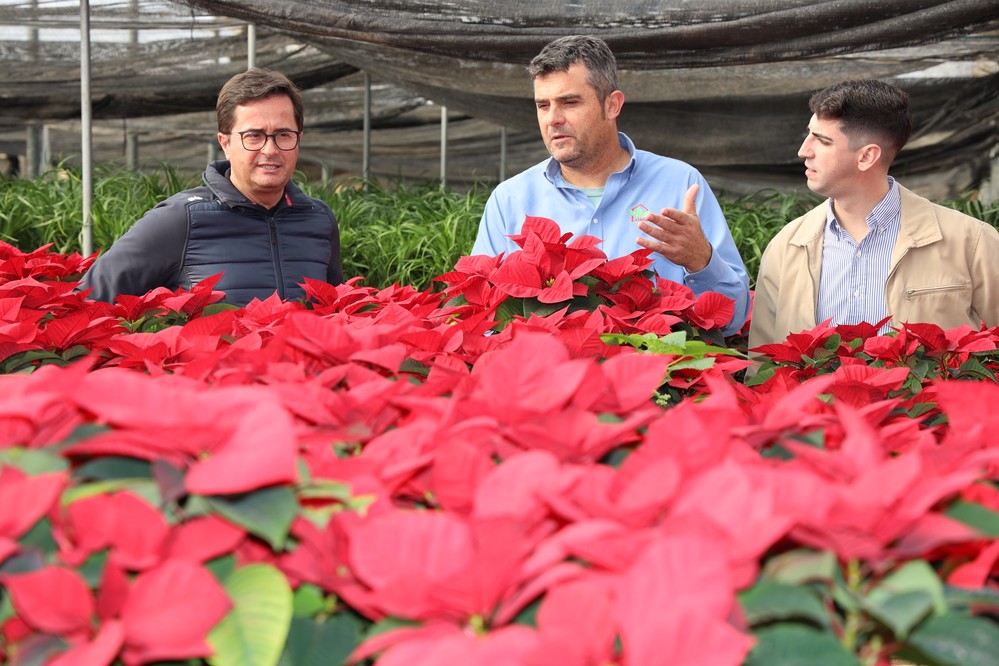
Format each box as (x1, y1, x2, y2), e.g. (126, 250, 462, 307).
(2, 559, 231, 666)
(786, 402, 983, 561)
(62, 367, 299, 495)
(750, 319, 843, 363)
(0, 241, 93, 282)
(56, 490, 170, 570)
(488, 218, 606, 303)
(0, 466, 67, 564)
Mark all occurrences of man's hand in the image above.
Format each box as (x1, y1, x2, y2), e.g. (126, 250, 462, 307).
(635, 183, 713, 273)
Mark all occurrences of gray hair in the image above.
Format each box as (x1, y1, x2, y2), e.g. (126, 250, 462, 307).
(527, 35, 619, 102)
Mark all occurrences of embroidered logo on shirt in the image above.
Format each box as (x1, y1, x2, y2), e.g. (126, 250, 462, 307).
(629, 203, 650, 223)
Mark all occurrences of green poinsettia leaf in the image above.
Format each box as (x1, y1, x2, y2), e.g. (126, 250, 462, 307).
(862, 559, 946, 639)
(0, 592, 14, 626)
(291, 584, 329, 619)
(953, 355, 996, 381)
(399, 357, 430, 377)
(365, 616, 421, 640)
(494, 296, 566, 325)
(1, 349, 65, 373)
(203, 303, 242, 316)
(739, 581, 831, 629)
(0, 447, 68, 475)
(297, 480, 354, 503)
(3, 633, 69, 666)
(667, 356, 716, 373)
(18, 517, 57, 556)
(760, 549, 839, 586)
(944, 585, 999, 614)
(73, 456, 152, 482)
(204, 486, 298, 550)
(902, 613, 999, 666)
(745, 363, 777, 386)
(205, 554, 238, 585)
(208, 564, 293, 666)
(601, 330, 739, 358)
(944, 501, 999, 537)
(61, 478, 161, 507)
(73, 550, 110, 589)
(58, 423, 112, 446)
(746, 624, 860, 666)
(278, 614, 363, 666)
(866, 590, 935, 640)
(565, 293, 605, 314)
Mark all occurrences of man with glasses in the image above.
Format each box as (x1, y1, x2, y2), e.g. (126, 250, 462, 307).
(79, 68, 344, 306)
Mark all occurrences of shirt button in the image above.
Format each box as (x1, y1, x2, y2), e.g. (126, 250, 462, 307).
(853, 290, 860, 298)
(592, 218, 598, 225)
(855, 250, 861, 258)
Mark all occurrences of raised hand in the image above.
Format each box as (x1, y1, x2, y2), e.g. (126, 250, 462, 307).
(635, 183, 713, 273)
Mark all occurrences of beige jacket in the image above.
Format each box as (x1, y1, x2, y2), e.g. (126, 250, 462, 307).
(749, 185, 999, 351)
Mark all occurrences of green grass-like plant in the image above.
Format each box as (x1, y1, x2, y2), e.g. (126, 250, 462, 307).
(307, 179, 483, 290)
(2, 164, 996, 291)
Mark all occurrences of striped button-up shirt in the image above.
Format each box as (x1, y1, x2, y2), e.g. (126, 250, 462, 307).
(816, 177, 901, 334)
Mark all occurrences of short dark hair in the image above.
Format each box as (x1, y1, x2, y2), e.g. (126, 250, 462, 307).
(809, 79, 912, 161)
(527, 35, 619, 102)
(216, 68, 304, 135)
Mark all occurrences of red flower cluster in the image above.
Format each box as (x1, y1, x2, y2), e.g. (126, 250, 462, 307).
(2, 234, 999, 665)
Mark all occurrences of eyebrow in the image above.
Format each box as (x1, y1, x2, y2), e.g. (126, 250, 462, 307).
(237, 127, 298, 133)
(807, 127, 835, 142)
(535, 93, 583, 104)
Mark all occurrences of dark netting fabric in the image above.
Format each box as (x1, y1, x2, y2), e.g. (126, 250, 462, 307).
(1, 0, 997, 196)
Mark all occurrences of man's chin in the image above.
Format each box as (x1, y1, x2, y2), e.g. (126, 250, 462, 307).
(551, 150, 581, 167)
(803, 179, 823, 195)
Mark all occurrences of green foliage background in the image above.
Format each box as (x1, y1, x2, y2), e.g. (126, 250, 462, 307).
(2, 164, 996, 290)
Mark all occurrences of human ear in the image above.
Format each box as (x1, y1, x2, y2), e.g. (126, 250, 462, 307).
(606, 90, 625, 119)
(856, 143, 883, 172)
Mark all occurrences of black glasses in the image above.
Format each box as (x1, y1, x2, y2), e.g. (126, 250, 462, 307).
(232, 129, 302, 151)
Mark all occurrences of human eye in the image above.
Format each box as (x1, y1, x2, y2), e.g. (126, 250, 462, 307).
(276, 130, 298, 140)
(242, 130, 265, 141)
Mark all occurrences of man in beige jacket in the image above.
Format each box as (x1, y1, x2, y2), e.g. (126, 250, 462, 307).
(749, 79, 999, 353)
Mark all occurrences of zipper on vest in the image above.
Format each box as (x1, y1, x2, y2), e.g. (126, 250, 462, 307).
(268, 216, 286, 299)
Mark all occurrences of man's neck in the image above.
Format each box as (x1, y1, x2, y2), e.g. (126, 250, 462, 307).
(831, 177, 891, 242)
(560, 144, 630, 188)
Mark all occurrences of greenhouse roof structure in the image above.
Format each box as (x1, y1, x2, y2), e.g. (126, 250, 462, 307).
(0, 0, 997, 197)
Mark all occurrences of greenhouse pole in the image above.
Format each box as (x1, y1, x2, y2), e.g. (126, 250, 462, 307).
(80, 0, 93, 256)
(247, 24, 256, 69)
(362, 72, 371, 190)
(25, 0, 41, 178)
(440, 106, 448, 189)
(499, 126, 507, 182)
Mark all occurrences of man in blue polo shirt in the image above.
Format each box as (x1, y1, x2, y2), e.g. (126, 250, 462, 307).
(470, 35, 750, 336)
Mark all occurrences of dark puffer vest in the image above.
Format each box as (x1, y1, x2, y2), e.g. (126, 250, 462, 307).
(79, 160, 344, 306)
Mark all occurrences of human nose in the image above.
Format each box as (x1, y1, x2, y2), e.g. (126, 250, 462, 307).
(258, 134, 282, 156)
(797, 136, 812, 159)
(541, 105, 564, 127)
